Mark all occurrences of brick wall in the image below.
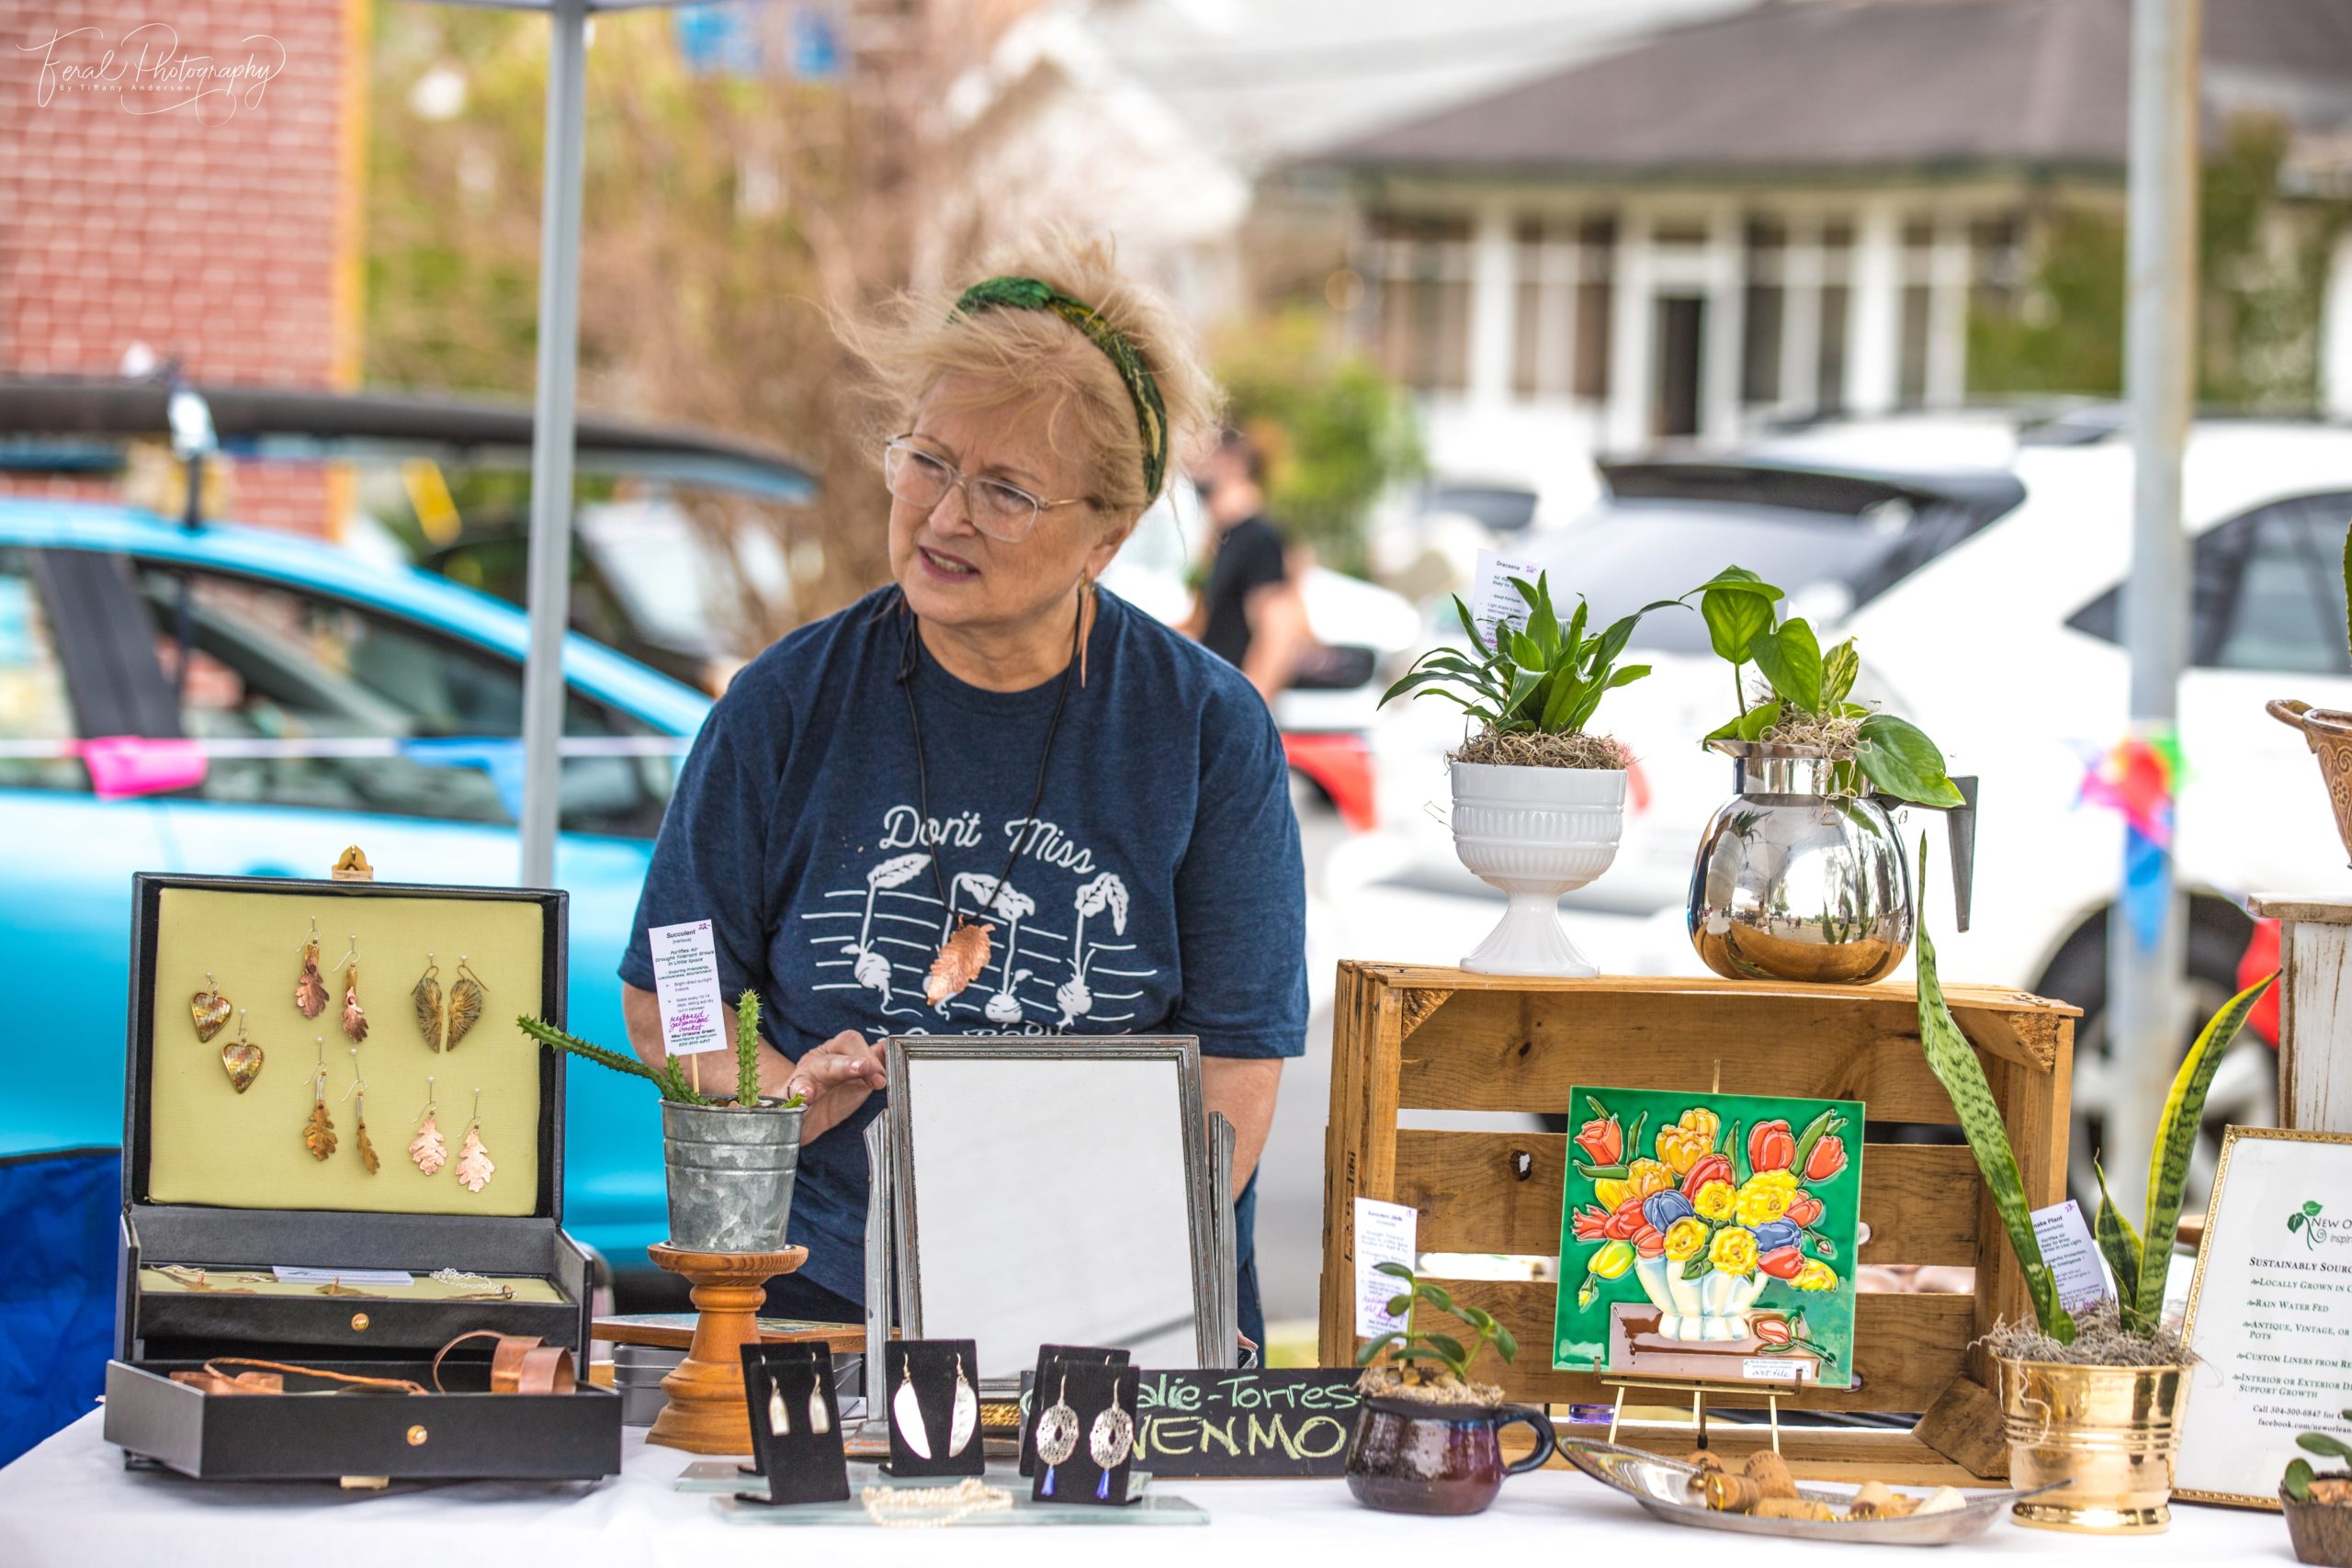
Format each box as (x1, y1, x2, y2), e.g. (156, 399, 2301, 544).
(0, 0, 360, 533)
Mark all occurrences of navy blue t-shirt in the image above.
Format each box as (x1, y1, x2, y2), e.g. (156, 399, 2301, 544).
(619, 586, 1307, 1304)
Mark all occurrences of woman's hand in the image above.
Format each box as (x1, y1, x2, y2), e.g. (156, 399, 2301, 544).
(784, 1030, 888, 1143)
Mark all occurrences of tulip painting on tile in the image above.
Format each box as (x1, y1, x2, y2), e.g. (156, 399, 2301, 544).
(1554, 1086, 1864, 1391)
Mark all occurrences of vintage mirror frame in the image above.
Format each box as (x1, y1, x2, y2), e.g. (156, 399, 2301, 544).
(884, 1035, 1223, 1377)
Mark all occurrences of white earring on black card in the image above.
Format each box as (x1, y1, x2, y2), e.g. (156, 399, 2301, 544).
(769, 1374, 790, 1437)
(894, 1356, 933, 1460)
(808, 1371, 830, 1436)
(949, 1353, 978, 1457)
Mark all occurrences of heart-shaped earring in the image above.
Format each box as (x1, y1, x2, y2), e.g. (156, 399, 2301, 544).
(191, 974, 232, 1043)
(220, 1009, 264, 1093)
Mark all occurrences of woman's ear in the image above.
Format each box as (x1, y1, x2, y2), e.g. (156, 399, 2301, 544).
(1083, 510, 1139, 577)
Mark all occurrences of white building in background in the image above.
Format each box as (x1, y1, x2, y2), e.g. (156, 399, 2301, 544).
(1314, 0, 2352, 510)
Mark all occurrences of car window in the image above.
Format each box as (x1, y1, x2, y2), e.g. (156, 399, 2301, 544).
(2065, 492, 2352, 676)
(1532, 501, 1903, 652)
(0, 547, 86, 794)
(132, 565, 674, 836)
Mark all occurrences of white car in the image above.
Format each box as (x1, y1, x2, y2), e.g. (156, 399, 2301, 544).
(1350, 419, 2352, 1206)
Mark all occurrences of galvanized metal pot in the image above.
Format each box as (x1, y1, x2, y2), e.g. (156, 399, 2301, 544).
(1997, 1355, 2189, 1533)
(661, 1099, 804, 1253)
(1687, 742, 1974, 985)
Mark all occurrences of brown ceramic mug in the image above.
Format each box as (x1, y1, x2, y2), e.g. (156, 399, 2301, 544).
(1344, 1395, 1555, 1516)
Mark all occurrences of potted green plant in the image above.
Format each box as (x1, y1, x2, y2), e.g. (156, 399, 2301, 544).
(1912, 834, 2275, 1534)
(520, 991, 806, 1254)
(2284, 1411, 2352, 1565)
(1684, 565, 1972, 984)
(1379, 572, 1673, 976)
(2266, 519, 2352, 865)
(1346, 1261, 1555, 1515)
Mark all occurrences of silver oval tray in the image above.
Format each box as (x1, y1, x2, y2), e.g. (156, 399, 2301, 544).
(1557, 1438, 2063, 1545)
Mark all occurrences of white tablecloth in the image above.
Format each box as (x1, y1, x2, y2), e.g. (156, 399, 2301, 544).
(0, 1412, 2290, 1565)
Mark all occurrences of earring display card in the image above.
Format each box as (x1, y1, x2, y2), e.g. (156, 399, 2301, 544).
(740, 1344, 848, 1506)
(1032, 1359, 1139, 1506)
(1019, 1344, 1128, 1477)
(883, 1339, 985, 1478)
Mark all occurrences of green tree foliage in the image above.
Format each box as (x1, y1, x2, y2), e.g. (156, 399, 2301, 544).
(1215, 310, 1421, 575)
(1969, 115, 2352, 409)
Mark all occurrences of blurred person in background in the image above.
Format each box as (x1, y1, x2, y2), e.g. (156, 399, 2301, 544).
(1185, 429, 1311, 702)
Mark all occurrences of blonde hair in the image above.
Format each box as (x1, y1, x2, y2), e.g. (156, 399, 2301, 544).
(843, 231, 1220, 520)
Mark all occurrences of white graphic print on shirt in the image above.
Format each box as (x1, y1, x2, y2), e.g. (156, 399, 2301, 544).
(797, 806, 1156, 1037)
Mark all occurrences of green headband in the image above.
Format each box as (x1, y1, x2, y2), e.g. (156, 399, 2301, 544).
(953, 275, 1170, 502)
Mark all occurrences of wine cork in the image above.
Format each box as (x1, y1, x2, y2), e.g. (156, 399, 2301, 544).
(1700, 1472, 1764, 1513)
(1741, 1450, 1798, 1499)
(1753, 1497, 1838, 1522)
(1685, 1449, 1725, 1473)
(1913, 1486, 1968, 1517)
(1846, 1481, 1916, 1519)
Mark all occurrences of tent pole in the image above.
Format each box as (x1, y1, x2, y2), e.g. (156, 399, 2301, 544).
(519, 0, 589, 889)
(2109, 0, 2199, 1217)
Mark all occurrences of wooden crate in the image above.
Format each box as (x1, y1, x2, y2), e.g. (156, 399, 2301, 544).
(1317, 963, 2075, 1480)
(2250, 894, 2352, 1133)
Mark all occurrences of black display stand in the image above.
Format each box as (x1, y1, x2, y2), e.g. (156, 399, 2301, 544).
(1032, 1359, 1140, 1506)
(738, 1344, 849, 1505)
(882, 1338, 985, 1478)
(1019, 1344, 1127, 1477)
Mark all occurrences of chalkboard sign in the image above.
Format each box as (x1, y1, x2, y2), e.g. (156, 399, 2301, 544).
(1132, 1369, 1364, 1478)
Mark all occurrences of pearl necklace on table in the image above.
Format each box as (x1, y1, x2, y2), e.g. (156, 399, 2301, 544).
(859, 1477, 1012, 1529)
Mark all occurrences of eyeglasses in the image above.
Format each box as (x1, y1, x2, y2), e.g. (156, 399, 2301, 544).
(882, 436, 1090, 544)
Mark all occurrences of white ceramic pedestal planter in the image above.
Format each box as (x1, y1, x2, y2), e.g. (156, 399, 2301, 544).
(1450, 761, 1627, 977)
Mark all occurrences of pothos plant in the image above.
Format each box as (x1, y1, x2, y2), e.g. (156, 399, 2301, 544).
(1914, 832, 2274, 1348)
(519, 988, 802, 1110)
(1687, 566, 1962, 807)
(1378, 572, 1676, 756)
(1355, 1262, 1519, 1393)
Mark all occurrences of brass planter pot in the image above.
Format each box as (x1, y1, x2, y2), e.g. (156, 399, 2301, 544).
(1997, 1356, 2189, 1533)
(2269, 699, 2352, 867)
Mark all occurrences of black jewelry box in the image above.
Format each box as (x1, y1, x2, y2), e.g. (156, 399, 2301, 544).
(102, 873, 622, 1483)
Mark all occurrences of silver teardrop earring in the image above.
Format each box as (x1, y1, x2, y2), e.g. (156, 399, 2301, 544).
(808, 1367, 830, 1435)
(768, 1371, 789, 1437)
(947, 1352, 978, 1456)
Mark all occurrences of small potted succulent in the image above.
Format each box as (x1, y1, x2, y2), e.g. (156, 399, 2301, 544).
(1684, 565, 1971, 984)
(1913, 835, 2274, 1533)
(1346, 1262, 1555, 1515)
(2284, 1411, 2352, 1565)
(1380, 572, 1673, 976)
(521, 991, 805, 1254)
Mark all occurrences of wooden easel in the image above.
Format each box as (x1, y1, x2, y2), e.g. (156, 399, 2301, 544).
(1603, 1374, 1805, 1455)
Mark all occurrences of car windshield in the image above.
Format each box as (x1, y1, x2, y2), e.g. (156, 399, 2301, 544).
(1527, 498, 1923, 652)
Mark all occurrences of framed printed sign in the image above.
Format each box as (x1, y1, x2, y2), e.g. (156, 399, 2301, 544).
(2179, 1127, 2352, 1508)
(1553, 1086, 1863, 1390)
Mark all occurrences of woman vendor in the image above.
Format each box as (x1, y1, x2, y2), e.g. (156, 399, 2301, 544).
(618, 234, 1307, 1352)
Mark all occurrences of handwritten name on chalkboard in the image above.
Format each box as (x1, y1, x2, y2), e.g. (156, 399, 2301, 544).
(1135, 1369, 1363, 1478)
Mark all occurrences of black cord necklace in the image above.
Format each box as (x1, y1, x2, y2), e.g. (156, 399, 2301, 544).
(897, 584, 1087, 1006)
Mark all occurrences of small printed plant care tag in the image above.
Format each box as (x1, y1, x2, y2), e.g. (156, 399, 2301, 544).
(1467, 547, 1547, 649)
(1742, 1358, 1805, 1383)
(1353, 1197, 1419, 1337)
(2030, 1199, 2113, 1312)
(650, 919, 729, 1056)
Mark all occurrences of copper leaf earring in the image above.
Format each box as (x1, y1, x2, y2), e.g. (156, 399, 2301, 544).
(220, 1009, 264, 1094)
(302, 1038, 337, 1161)
(341, 1047, 379, 1174)
(412, 953, 485, 1053)
(294, 918, 328, 1019)
(190, 972, 232, 1043)
(334, 937, 368, 1043)
(455, 1089, 495, 1193)
(409, 1077, 447, 1175)
(445, 958, 485, 1051)
(412, 954, 443, 1052)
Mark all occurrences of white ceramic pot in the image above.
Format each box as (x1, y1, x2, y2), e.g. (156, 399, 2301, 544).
(1449, 761, 1627, 976)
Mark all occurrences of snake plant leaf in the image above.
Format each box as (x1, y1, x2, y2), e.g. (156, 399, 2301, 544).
(1915, 836, 2075, 1342)
(2092, 1157, 2146, 1331)
(2136, 969, 2278, 1327)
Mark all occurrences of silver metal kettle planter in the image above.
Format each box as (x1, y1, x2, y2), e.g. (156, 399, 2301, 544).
(1688, 741, 1975, 985)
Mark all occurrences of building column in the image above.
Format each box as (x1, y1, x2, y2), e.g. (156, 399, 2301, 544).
(1605, 210, 1654, 452)
(2324, 230, 2352, 421)
(1926, 216, 1971, 408)
(1781, 215, 1823, 417)
(1847, 203, 1901, 416)
(1702, 205, 1745, 443)
(1467, 199, 1516, 410)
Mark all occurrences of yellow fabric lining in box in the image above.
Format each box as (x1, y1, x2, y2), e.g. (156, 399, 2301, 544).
(150, 888, 545, 1217)
(139, 1266, 569, 1304)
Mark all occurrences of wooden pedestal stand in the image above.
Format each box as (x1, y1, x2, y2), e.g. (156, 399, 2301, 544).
(644, 1243, 807, 1455)
(2251, 895, 2352, 1133)
(1319, 964, 2075, 1483)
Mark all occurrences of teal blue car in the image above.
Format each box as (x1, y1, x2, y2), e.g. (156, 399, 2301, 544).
(0, 497, 710, 1271)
